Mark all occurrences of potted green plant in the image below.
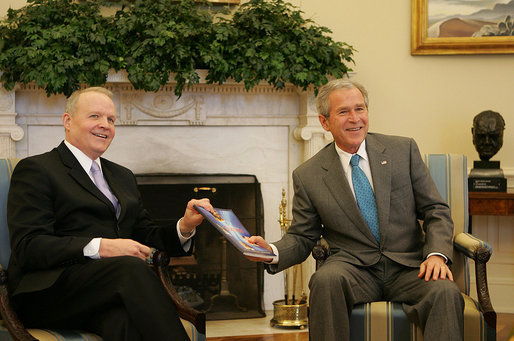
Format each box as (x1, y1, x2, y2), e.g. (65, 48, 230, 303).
(206, 0, 355, 92)
(0, 0, 124, 96)
(0, 0, 355, 97)
(115, 0, 215, 96)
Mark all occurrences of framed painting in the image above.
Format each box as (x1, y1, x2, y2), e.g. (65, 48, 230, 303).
(411, 0, 514, 55)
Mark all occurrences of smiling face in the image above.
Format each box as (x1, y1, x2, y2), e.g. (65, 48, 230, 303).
(319, 87, 369, 154)
(63, 90, 116, 160)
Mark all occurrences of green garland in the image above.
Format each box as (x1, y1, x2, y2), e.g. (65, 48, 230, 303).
(0, 0, 355, 97)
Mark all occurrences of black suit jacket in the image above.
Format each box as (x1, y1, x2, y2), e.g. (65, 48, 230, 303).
(7, 141, 190, 296)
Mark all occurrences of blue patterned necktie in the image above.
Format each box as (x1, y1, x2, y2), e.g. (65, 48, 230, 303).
(350, 154, 380, 242)
(91, 161, 119, 216)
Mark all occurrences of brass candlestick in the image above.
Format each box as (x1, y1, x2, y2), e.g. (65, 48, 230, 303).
(271, 189, 308, 329)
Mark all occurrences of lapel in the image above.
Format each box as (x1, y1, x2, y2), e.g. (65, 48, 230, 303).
(321, 143, 374, 239)
(57, 142, 118, 216)
(365, 134, 391, 243)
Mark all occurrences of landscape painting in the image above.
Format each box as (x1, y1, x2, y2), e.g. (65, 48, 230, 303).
(411, 0, 514, 54)
(428, 0, 514, 37)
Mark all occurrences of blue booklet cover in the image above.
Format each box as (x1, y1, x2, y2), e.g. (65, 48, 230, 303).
(194, 205, 275, 259)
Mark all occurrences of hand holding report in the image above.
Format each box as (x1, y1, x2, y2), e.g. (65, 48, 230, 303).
(193, 205, 276, 259)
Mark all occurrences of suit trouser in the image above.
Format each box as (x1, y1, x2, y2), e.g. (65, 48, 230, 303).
(308, 254, 464, 341)
(13, 256, 190, 341)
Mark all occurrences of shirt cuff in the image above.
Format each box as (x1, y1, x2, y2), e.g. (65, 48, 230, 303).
(265, 244, 279, 264)
(427, 252, 448, 263)
(177, 218, 196, 251)
(83, 237, 102, 259)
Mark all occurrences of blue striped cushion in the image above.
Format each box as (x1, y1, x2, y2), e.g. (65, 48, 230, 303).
(0, 158, 18, 269)
(0, 312, 203, 340)
(349, 296, 495, 341)
(0, 321, 101, 341)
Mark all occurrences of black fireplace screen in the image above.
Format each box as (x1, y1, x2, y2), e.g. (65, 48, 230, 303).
(136, 173, 266, 320)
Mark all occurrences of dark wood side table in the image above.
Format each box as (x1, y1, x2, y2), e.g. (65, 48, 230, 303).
(468, 190, 514, 233)
(469, 190, 514, 216)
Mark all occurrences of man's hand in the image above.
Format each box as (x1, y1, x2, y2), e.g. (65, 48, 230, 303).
(99, 238, 152, 261)
(418, 255, 454, 282)
(245, 236, 273, 263)
(179, 198, 213, 236)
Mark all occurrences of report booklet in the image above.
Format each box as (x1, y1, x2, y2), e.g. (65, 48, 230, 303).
(193, 205, 275, 259)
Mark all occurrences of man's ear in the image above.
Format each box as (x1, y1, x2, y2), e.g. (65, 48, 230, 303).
(319, 114, 330, 132)
(62, 112, 71, 130)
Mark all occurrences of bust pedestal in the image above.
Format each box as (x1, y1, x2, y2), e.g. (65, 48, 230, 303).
(468, 160, 507, 192)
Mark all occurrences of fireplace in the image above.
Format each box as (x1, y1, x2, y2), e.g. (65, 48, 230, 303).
(136, 173, 265, 320)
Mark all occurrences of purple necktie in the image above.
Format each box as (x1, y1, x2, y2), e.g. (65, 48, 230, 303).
(90, 161, 119, 215)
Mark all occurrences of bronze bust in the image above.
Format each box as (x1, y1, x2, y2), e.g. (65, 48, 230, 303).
(472, 110, 505, 161)
(469, 110, 507, 191)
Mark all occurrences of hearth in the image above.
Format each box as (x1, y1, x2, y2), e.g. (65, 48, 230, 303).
(136, 173, 265, 320)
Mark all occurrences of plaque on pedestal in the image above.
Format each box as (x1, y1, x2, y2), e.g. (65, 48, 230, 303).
(468, 161, 507, 192)
(468, 177, 507, 192)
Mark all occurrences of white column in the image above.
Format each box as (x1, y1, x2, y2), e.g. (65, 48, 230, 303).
(293, 90, 333, 298)
(0, 85, 24, 158)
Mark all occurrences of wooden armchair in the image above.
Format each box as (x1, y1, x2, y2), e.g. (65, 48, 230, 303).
(0, 159, 206, 341)
(312, 154, 496, 341)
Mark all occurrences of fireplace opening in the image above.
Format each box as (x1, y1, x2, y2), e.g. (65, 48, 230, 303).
(136, 173, 266, 320)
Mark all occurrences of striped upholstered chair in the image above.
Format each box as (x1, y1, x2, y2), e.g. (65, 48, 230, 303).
(0, 159, 206, 341)
(312, 154, 496, 341)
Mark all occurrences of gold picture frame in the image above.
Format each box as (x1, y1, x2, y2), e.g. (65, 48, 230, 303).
(411, 0, 514, 55)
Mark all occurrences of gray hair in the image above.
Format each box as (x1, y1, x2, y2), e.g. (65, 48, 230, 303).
(65, 87, 113, 116)
(316, 79, 369, 118)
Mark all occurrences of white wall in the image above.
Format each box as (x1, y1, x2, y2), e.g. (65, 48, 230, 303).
(284, 0, 513, 174)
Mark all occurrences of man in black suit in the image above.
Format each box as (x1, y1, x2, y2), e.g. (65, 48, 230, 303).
(7, 87, 213, 340)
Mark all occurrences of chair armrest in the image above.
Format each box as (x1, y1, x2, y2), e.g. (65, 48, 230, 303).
(152, 250, 206, 335)
(454, 232, 493, 259)
(0, 266, 37, 341)
(453, 232, 496, 330)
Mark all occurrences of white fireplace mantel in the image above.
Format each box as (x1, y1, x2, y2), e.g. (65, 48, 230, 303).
(1, 70, 333, 310)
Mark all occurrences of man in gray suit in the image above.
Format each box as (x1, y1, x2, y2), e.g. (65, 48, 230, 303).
(248, 79, 464, 341)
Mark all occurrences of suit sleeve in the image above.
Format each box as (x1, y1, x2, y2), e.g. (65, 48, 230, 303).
(409, 139, 454, 263)
(8, 158, 91, 272)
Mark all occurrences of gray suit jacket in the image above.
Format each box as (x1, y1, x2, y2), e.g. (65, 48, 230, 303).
(269, 133, 454, 273)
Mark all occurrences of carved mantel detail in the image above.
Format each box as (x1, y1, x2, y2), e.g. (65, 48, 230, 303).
(0, 85, 24, 158)
(293, 91, 333, 160)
